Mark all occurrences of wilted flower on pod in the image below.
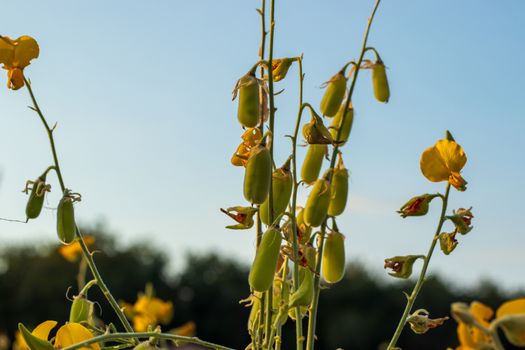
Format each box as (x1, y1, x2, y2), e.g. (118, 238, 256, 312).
(384, 255, 424, 279)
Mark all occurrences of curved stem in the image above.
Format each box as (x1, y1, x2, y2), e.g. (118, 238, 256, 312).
(59, 332, 235, 350)
(386, 184, 451, 349)
(24, 78, 136, 335)
(289, 57, 305, 350)
(305, 1, 383, 349)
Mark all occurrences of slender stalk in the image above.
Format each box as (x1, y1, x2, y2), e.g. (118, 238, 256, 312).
(263, 0, 277, 345)
(258, 0, 267, 134)
(289, 57, 305, 350)
(77, 257, 87, 291)
(305, 1, 383, 349)
(24, 78, 135, 335)
(60, 332, 235, 350)
(386, 184, 451, 349)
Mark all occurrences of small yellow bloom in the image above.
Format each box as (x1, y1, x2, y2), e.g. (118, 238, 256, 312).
(0, 35, 39, 90)
(420, 133, 467, 191)
(18, 321, 99, 350)
(58, 236, 95, 263)
(123, 293, 173, 332)
(231, 128, 262, 167)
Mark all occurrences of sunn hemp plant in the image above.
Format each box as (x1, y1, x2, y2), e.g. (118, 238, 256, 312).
(2, 1, 525, 350)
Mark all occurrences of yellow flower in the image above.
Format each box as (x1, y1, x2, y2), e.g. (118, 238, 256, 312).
(0, 35, 39, 90)
(451, 299, 525, 349)
(420, 132, 467, 191)
(58, 236, 95, 263)
(18, 321, 100, 350)
(231, 128, 262, 167)
(123, 293, 173, 332)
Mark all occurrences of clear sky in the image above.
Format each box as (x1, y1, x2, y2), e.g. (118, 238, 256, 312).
(1, 0, 524, 290)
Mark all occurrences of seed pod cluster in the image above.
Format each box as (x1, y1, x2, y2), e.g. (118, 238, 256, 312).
(260, 158, 293, 225)
(322, 231, 346, 284)
(236, 73, 260, 128)
(57, 191, 77, 245)
(328, 155, 349, 217)
(372, 60, 390, 103)
(304, 171, 332, 227)
(320, 71, 347, 117)
(25, 173, 50, 220)
(248, 227, 282, 292)
(243, 143, 272, 204)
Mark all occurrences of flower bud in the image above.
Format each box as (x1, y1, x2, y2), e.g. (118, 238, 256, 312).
(447, 207, 474, 235)
(384, 255, 424, 279)
(269, 58, 295, 82)
(397, 194, 438, 218)
(439, 232, 458, 255)
(302, 112, 334, 145)
(407, 309, 448, 335)
(220, 206, 258, 229)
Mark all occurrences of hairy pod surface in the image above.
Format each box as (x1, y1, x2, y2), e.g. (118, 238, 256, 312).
(304, 175, 331, 227)
(301, 144, 327, 185)
(69, 296, 93, 323)
(57, 194, 76, 244)
(322, 231, 346, 284)
(243, 144, 272, 204)
(328, 162, 349, 216)
(260, 160, 293, 225)
(237, 74, 260, 128)
(248, 228, 282, 292)
(25, 174, 48, 220)
(330, 102, 354, 145)
(289, 267, 314, 308)
(372, 60, 390, 103)
(320, 72, 347, 117)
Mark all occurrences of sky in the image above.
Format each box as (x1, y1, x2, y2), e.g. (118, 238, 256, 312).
(1, 0, 524, 291)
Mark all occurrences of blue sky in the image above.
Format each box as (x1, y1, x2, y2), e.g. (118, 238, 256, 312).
(1, 0, 524, 290)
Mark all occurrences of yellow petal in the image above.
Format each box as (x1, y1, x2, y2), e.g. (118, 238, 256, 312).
(0, 36, 15, 66)
(497, 298, 525, 318)
(54, 323, 100, 350)
(435, 139, 467, 174)
(420, 144, 450, 182)
(470, 301, 493, 322)
(133, 315, 155, 332)
(32, 321, 57, 341)
(13, 36, 39, 69)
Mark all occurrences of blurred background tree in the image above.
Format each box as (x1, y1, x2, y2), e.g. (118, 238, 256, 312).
(0, 224, 521, 349)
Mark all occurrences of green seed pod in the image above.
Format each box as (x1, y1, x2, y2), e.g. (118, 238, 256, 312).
(289, 267, 314, 308)
(320, 71, 347, 117)
(304, 172, 331, 227)
(296, 208, 312, 244)
(301, 144, 327, 185)
(372, 60, 390, 103)
(248, 228, 282, 292)
(236, 73, 260, 128)
(25, 174, 50, 220)
(243, 144, 272, 204)
(57, 193, 76, 245)
(69, 296, 94, 324)
(260, 158, 293, 225)
(322, 231, 346, 284)
(328, 156, 349, 217)
(330, 102, 354, 145)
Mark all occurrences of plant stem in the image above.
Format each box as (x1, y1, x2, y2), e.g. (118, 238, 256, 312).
(263, 0, 277, 345)
(59, 332, 235, 350)
(289, 57, 305, 350)
(386, 184, 451, 349)
(305, 1, 383, 349)
(24, 78, 136, 335)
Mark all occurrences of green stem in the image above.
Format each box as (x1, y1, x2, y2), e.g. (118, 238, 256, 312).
(386, 184, 451, 349)
(289, 57, 305, 350)
(258, 0, 267, 134)
(305, 1, 383, 349)
(263, 0, 277, 345)
(24, 78, 136, 336)
(59, 332, 235, 350)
